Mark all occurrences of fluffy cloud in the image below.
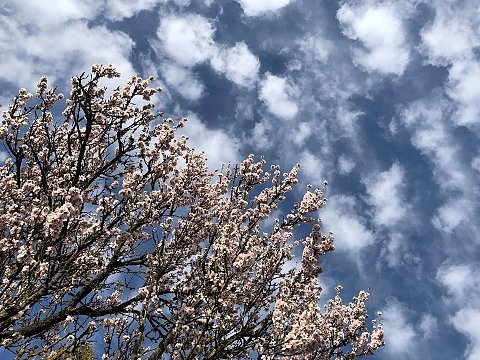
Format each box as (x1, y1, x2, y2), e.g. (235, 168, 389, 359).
(420, 4, 479, 66)
(104, 0, 199, 21)
(400, 94, 477, 233)
(337, 2, 410, 75)
(382, 300, 418, 355)
(401, 97, 465, 191)
(297, 34, 331, 63)
(320, 195, 374, 252)
(438, 263, 480, 360)
(446, 59, 480, 127)
(339, 163, 412, 267)
(338, 155, 355, 175)
(155, 15, 259, 90)
(336, 106, 365, 135)
(211, 42, 260, 88)
(180, 113, 241, 169)
(161, 62, 205, 101)
(157, 14, 215, 67)
(297, 150, 324, 186)
(451, 308, 480, 360)
(419, 313, 437, 339)
(382, 232, 407, 268)
(0, 12, 134, 89)
(235, 0, 293, 16)
(259, 73, 298, 120)
(471, 156, 480, 172)
(437, 263, 480, 306)
(249, 120, 273, 150)
(432, 197, 473, 233)
(105, 0, 161, 20)
(420, 3, 480, 127)
(2, 0, 102, 27)
(363, 163, 407, 227)
(291, 122, 312, 146)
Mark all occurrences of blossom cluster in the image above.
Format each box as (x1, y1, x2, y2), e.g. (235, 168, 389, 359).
(0, 65, 383, 359)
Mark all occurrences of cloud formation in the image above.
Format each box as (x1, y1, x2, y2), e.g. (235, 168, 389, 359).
(321, 195, 374, 253)
(235, 0, 293, 16)
(338, 155, 356, 175)
(0, 2, 134, 88)
(161, 62, 205, 101)
(451, 308, 480, 360)
(105, 0, 161, 20)
(381, 300, 418, 356)
(211, 42, 260, 88)
(337, 2, 410, 75)
(154, 13, 260, 95)
(181, 113, 241, 169)
(437, 263, 480, 360)
(259, 73, 298, 120)
(157, 14, 215, 67)
(420, 2, 480, 127)
(363, 163, 407, 227)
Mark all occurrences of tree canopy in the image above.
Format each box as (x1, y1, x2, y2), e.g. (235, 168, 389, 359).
(0, 65, 383, 359)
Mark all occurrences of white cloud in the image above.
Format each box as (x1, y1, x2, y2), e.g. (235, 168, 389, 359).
(157, 14, 215, 67)
(400, 94, 468, 192)
(337, 2, 410, 75)
(432, 197, 473, 233)
(419, 313, 437, 339)
(438, 263, 480, 360)
(297, 34, 331, 63)
(181, 113, 241, 169)
(321, 195, 375, 252)
(437, 263, 480, 306)
(249, 120, 273, 150)
(412, 125, 465, 188)
(259, 73, 298, 120)
(155, 16, 260, 90)
(162, 62, 205, 101)
(420, 3, 480, 127)
(338, 155, 355, 175)
(363, 163, 407, 227)
(382, 232, 405, 268)
(336, 106, 364, 135)
(234, 97, 254, 121)
(472, 156, 480, 172)
(236, 0, 293, 16)
(382, 300, 418, 355)
(451, 308, 480, 360)
(0, 14, 135, 89)
(171, 0, 192, 6)
(298, 150, 324, 186)
(2, 1, 102, 27)
(400, 95, 477, 233)
(291, 122, 311, 146)
(105, 0, 161, 21)
(446, 59, 480, 127)
(420, 8, 479, 66)
(104, 0, 196, 21)
(211, 42, 260, 88)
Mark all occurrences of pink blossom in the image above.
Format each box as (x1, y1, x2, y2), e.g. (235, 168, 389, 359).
(0, 65, 383, 359)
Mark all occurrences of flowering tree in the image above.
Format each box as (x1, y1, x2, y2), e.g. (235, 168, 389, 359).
(0, 65, 383, 359)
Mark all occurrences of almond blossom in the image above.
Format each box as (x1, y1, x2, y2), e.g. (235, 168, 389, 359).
(0, 65, 383, 359)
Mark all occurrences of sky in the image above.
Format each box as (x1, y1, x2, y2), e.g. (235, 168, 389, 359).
(0, 0, 479, 359)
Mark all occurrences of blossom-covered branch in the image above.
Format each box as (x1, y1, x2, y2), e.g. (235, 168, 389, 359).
(0, 65, 383, 359)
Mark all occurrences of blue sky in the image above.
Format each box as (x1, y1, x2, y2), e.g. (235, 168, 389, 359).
(1, 0, 479, 359)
